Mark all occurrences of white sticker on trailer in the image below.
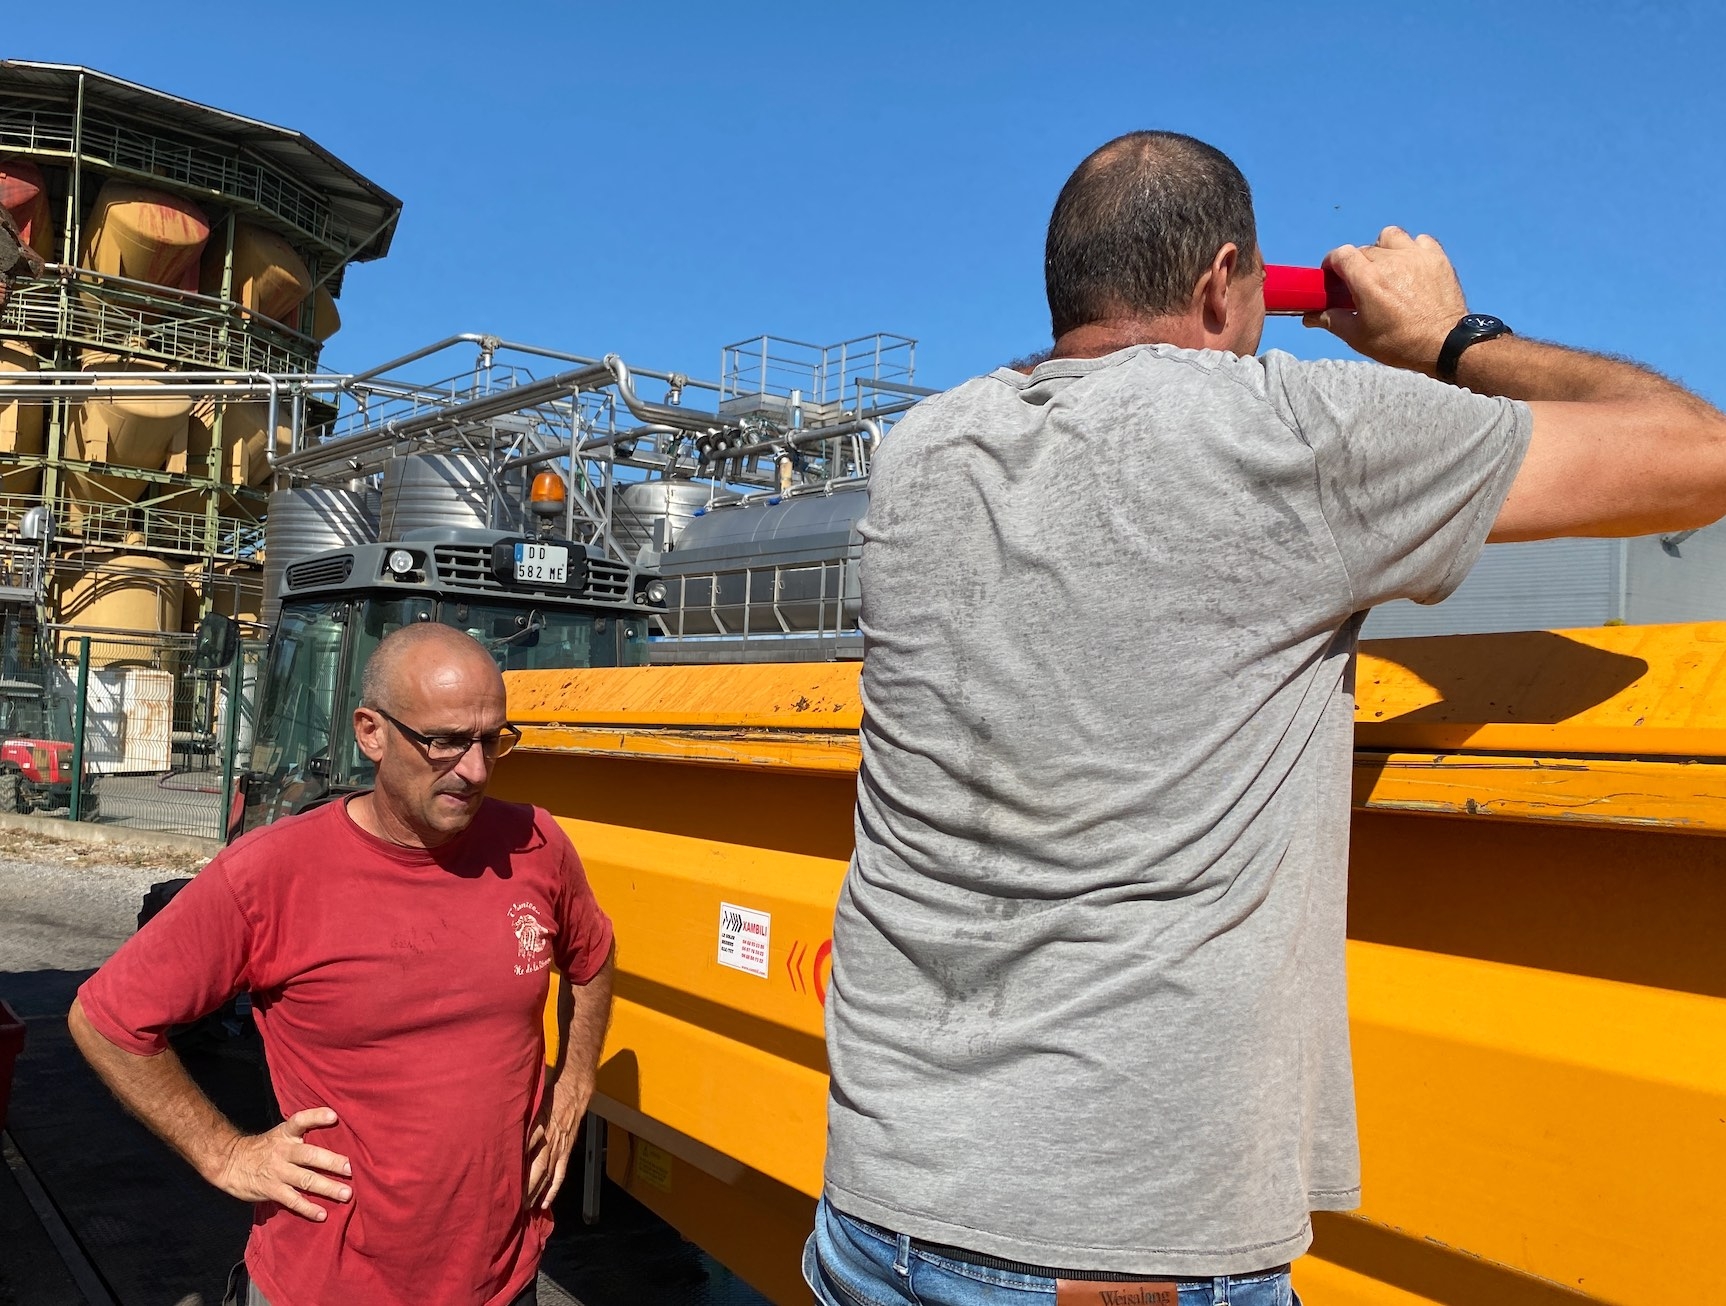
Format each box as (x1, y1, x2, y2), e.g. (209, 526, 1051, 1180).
(717, 902, 771, 978)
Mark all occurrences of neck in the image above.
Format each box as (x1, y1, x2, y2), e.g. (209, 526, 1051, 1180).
(1049, 314, 1210, 362)
(347, 791, 451, 850)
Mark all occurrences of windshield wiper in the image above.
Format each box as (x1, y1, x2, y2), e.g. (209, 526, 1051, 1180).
(482, 609, 545, 651)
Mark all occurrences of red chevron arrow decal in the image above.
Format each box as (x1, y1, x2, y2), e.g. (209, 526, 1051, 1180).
(813, 939, 833, 1007)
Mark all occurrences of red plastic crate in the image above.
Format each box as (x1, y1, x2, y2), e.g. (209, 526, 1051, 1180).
(0, 999, 24, 1135)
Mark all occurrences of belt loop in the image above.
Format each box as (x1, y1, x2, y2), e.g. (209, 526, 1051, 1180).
(1214, 1274, 1230, 1306)
(893, 1232, 912, 1278)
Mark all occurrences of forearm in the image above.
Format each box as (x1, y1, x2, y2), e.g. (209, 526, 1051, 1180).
(549, 950, 614, 1110)
(68, 999, 242, 1184)
(1318, 229, 1726, 537)
(1453, 334, 1706, 407)
(522, 952, 613, 1209)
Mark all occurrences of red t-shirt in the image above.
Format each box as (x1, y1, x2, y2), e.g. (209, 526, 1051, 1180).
(78, 797, 613, 1306)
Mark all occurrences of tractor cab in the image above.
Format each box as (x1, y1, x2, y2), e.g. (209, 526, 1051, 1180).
(229, 526, 661, 838)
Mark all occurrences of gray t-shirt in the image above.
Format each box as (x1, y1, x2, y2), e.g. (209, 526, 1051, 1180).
(824, 344, 1531, 1276)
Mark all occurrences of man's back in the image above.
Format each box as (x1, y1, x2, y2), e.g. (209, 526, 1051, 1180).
(824, 344, 1528, 1274)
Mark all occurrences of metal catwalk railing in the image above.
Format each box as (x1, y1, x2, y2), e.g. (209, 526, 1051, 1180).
(649, 544, 864, 664)
(0, 103, 370, 262)
(0, 493, 263, 561)
(720, 333, 917, 417)
(0, 270, 319, 373)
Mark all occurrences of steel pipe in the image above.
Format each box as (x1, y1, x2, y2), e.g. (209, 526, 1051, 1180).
(701, 417, 883, 467)
(0, 371, 294, 461)
(497, 424, 681, 472)
(271, 364, 612, 474)
(604, 355, 730, 433)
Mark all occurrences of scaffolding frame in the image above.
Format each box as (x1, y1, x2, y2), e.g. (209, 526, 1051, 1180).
(0, 61, 401, 631)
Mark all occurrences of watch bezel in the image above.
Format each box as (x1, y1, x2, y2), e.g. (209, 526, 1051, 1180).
(1437, 314, 1512, 382)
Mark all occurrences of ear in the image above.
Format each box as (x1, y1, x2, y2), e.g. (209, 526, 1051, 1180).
(1201, 243, 1242, 331)
(353, 707, 387, 765)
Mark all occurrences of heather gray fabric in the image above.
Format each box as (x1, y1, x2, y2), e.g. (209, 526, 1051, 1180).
(824, 344, 1531, 1277)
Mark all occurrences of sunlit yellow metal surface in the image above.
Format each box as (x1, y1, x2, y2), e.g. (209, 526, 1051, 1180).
(1358, 621, 1726, 737)
(1355, 752, 1726, 831)
(514, 724, 859, 775)
(499, 622, 1726, 1306)
(507, 662, 861, 730)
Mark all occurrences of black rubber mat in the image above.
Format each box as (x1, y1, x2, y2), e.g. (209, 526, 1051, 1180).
(0, 1135, 88, 1305)
(4, 966, 254, 1305)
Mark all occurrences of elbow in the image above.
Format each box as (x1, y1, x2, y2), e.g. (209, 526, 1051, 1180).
(67, 997, 92, 1054)
(1645, 405, 1726, 534)
(66, 997, 110, 1063)
(66, 998, 144, 1072)
(1705, 411, 1726, 518)
(1664, 504, 1726, 534)
(1673, 414, 1726, 531)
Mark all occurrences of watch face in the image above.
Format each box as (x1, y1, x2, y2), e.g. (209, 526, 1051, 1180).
(1461, 314, 1504, 330)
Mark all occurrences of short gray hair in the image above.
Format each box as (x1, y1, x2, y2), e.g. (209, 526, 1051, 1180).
(1045, 131, 1258, 338)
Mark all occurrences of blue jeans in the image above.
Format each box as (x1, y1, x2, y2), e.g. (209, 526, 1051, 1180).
(802, 1200, 1300, 1306)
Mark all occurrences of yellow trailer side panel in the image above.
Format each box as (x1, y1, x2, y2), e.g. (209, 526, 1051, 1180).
(499, 624, 1726, 1305)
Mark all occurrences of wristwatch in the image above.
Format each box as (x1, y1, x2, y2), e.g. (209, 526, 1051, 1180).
(1436, 314, 1513, 382)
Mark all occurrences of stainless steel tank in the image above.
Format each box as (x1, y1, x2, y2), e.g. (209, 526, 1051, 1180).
(379, 453, 525, 539)
(612, 479, 712, 559)
(655, 487, 868, 637)
(262, 485, 378, 623)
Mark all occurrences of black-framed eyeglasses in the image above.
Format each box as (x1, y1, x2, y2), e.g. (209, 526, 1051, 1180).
(375, 710, 522, 763)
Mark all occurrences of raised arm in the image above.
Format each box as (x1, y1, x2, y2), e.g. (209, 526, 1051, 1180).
(68, 1000, 351, 1222)
(1312, 227, 1726, 542)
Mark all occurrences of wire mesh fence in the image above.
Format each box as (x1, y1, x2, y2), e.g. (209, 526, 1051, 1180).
(6, 628, 266, 841)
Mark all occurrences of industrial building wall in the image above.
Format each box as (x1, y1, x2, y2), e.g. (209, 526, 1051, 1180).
(1362, 537, 1619, 637)
(1624, 520, 1726, 624)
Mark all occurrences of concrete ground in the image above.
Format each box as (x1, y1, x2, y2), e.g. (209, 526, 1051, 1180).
(0, 822, 767, 1306)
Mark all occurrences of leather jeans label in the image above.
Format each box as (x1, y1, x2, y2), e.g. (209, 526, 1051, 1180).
(1055, 1282, 1179, 1306)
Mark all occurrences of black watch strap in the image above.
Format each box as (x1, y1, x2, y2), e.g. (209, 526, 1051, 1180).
(1436, 314, 1512, 383)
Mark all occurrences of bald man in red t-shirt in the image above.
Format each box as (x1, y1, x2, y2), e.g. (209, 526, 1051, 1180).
(70, 624, 614, 1306)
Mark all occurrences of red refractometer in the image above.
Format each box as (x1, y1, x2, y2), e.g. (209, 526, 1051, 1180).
(1263, 265, 1355, 316)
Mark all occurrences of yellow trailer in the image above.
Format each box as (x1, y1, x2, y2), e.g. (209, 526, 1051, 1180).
(494, 622, 1726, 1306)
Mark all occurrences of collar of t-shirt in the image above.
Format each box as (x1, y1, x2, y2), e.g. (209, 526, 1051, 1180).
(991, 342, 1242, 389)
(335, 793, 494, 870)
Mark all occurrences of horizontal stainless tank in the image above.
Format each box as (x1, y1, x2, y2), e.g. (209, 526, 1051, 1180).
(379, 453, 524, 540)
(262, 485, 378, 623)
(654, 486, 867, 638)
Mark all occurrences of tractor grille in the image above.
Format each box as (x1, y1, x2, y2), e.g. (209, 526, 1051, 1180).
(284, 553, 353, 590)
(585, 558, 631, 601)
(433, 544, 494, 590)
(431, 544, 634, 604)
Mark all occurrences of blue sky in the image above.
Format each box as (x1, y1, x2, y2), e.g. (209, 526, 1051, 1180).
(14, 1, 1724, 403)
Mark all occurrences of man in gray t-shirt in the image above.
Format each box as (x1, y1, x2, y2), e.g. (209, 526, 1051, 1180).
(806, 132, 1726, 1304)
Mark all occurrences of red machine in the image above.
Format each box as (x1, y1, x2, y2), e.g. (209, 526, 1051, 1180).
(0, 736, 72, 803)
(0, 681, 81, 814)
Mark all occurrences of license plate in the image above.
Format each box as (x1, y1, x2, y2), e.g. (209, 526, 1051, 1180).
(513, 542, 568, 584)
